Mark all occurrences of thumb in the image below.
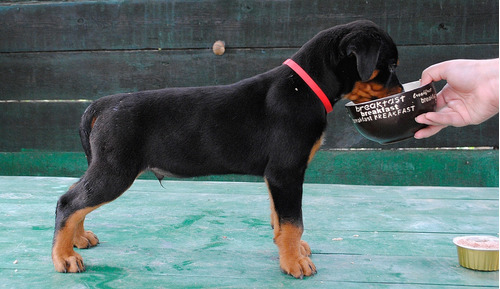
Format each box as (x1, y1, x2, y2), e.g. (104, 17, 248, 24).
(421, 61, 449, 85)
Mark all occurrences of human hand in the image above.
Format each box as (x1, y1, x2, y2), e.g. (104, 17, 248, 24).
(414, 59, 499, 139)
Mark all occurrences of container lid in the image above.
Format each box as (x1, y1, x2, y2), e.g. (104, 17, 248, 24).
(453, 236, 499, 251)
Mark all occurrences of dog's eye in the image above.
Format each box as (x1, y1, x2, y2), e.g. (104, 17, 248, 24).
(389, 60, 399, 72)
(387, 59, 399, 71)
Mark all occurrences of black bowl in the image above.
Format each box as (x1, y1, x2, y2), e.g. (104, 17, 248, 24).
(345, 81, 437, 144)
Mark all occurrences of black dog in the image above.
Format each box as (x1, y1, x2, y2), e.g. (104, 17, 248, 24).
(52, 20, 402, 278)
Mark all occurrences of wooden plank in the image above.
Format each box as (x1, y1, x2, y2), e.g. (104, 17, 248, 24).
(0, 177, 497, 288)
(0, 48, 291, 101)
(0, 149, 497, 187)
(0, 102, 89, 151)
(1, 44, 497, 102)
(0, 102, 497, 152)
(0, 152, 88, 177)
(0, 0, 497, 52)
(1, 45, 497, 101)
(307, 150, 499, 187)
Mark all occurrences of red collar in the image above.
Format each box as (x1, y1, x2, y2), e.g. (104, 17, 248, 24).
(283, 59, 333, 113)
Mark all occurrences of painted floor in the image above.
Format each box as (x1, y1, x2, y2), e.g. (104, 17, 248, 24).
(0, 176, 498, 288)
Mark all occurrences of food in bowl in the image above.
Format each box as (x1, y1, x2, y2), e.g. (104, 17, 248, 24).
(345, 81, 437, 144)
(453, 236, 499, 271)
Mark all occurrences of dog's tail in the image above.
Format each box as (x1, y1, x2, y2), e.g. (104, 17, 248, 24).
(79, 101, 101, 166)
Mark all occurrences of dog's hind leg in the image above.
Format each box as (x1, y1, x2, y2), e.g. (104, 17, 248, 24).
(57, 180, 100, 250)
(52, 163, 139, 273)
(73, 218, 99, 249)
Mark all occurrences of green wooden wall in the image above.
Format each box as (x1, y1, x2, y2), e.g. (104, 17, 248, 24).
(0, 0, 498, 186)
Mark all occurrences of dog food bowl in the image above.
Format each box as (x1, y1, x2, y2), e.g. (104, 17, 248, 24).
(345, 81, 437, 144)
(453, 236, 499, 271)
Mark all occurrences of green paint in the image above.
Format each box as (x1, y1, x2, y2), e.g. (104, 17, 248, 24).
(241, 218, 269, 228)
(172, 260, 194, 271)
(174, 215, 205, 229)
(0, 176, 497, 288)
(0, 149, 497, 187)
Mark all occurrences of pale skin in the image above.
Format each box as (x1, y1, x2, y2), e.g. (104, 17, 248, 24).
(414, 59, 499, 139)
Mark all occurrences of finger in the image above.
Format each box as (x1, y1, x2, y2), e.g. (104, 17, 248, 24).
(434, 88, 451, 110)
(420, 61, 450, 85)
(415, 113, 431, 125)
(415, 112, 447, 126)
(420, 111, 468, 127)
(414, 125, 447, 139)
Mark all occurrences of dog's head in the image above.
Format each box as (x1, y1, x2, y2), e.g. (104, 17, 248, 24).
(330, 20, 403, 103)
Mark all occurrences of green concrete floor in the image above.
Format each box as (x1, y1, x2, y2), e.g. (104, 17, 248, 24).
(0, 176, 498, 288)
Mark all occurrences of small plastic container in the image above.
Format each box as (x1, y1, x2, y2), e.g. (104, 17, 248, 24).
(453, 236, 499, 271)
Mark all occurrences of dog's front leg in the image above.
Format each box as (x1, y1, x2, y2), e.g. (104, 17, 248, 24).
(265, 176, 316, 279)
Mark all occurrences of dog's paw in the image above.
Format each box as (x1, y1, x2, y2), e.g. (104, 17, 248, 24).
(73, 230, 99, 249)
(300, 240, 312, 257)
(53, 250, 85, 273)
(279, 239, 316, 279)
(280, 254, 317, 279)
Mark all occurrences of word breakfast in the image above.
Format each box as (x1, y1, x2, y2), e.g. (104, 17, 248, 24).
(352, 87, 436, 124)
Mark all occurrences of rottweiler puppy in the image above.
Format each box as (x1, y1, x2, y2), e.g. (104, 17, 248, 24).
(52, 20, 402, 278)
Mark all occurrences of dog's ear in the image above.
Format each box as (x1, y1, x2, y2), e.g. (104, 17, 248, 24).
(347, 40, 381, 82)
